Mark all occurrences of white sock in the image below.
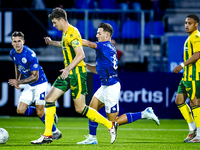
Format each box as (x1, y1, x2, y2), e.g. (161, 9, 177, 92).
(197, 127, 200, 136)
(188, 122, 196, 131)
(89, 134, 96, 139)
(141, 111, 146, 119)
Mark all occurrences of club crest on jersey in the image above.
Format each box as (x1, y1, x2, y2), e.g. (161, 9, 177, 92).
(33, 64, 38, 68)
(22, 57, 27, 63)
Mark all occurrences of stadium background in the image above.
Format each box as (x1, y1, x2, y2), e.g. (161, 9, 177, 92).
(0, 0, 199, 119)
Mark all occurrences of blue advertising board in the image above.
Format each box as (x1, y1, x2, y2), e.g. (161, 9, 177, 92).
(168, 35, 187, 73)
(94, 71, 184, 119)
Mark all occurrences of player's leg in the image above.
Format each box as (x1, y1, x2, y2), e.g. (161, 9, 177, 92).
(187, 97, 200, 142)
(186, 81, 200, 143)
(35, 104, 61, 140)
(34, 82, 61, 140)
(77, 96, 104, 145)
(43, 86, 64, 137)
(74, 94, 113, 129)
(77, 82, 121, 144)
(117, 107, 160, 126)
(71, 71, 114, 130)
(31, 86, 65, 144)
(175, 80, 196, 142)
(17, 84, 35, 115)
(74, 96, 118, 144)
(17, 101, 29, 114)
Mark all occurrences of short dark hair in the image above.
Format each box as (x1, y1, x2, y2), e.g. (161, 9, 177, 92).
(11, 31, 24, 40)
(48, 7, 67, 21)
(187, 14, 199, 23)
(98, 23, 113, 37)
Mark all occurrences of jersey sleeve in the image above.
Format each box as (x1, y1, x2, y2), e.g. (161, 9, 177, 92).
(29, 52, 40, 71)
(66, 31, 82, 50)
(192, 34, 200, 52)
(9, 49, 14, 59)
(95, 42, 103, 52)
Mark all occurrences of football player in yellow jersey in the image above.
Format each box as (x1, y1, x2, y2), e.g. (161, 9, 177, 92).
(31, 7, 118, 145)
(173, 14, 200, 143)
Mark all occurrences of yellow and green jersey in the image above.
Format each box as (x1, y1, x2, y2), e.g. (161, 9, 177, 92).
(61, 24, 86, 74)
(183, 30, 200, 81)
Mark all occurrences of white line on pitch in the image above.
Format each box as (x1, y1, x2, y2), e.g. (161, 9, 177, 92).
(3, 126, 188, 131)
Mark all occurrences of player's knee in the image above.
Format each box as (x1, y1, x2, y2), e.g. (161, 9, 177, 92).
(16, 108, 25, 114)
(75, 108, 82, 114)
(36, 110, 44, 118)
(175, 98, 183, 105)
(74, 106, 83, 114)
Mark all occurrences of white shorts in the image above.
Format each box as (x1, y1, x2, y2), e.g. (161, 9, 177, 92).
(94, 82, 121, 113)
(19, 82, 48, 106)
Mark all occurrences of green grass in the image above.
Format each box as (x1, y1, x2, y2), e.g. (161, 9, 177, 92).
(0, 117, 199, 150)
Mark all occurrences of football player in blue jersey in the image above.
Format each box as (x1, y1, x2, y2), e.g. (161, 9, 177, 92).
(77, 23, 160, 144)
(8, 31, 61, 141)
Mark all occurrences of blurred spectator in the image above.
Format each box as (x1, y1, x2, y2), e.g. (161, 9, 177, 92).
(75, 0, 98, 9)
(98, 0, 118, 9)
(141, 0, 169, 20)
(43, 0, 74, 8)
(31, 0, 46, 10)
(117, 0, 141, 10)
(111, 39, 123, 61)
(150, 0, 167, 20)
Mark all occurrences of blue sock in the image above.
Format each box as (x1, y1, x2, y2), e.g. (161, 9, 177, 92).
(24, 106, 36, 116)
(40, 114, 57, 132)
(89, 120, 98, 135)
(126, 112, 142, 123)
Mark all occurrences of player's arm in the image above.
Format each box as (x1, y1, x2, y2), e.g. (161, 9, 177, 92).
(82, 39, 97, 49)
(173, 51, 200, 73)
(60, 46, 85, 79)
(14, 65, 21, 80)
(44, 37, 62, 48)
(86, 63, 97, 74)
(8, 70, 39, 87)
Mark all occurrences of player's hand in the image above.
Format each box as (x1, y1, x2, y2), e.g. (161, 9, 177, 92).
(60, 68, 70, 79)
(173, 65, 183, 73)
(44, 37, 52, 45)
(8, 79, 20, 89)
(15, 85, 21, 89)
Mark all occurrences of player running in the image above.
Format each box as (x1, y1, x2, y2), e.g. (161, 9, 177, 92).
(173, 14, 200, 143)
(8, 31, 61, 141)
(77, 23, 160, 145)
(31, 8, 118, 145)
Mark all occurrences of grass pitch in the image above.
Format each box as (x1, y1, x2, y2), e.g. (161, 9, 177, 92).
(0, 116, 199, 150)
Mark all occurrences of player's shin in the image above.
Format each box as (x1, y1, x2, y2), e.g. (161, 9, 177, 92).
(126, 112, 142, 123)
(82, 106, 112, 129)
(24, 106, 36, 116)
(43, 102, 56, 137)
(89, 120, 98, 136)
(192, 105, 200, 135)
(40, 114, 57, 132)
(177, 103, 196, 130)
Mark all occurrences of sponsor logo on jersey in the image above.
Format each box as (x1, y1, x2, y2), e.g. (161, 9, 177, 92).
(184, 47, 188, 51)
(18, 65, 30, 73)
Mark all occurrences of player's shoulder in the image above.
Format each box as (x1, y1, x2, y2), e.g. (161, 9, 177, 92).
(67, 25, 81, 38)
(191, 30, 200, 39)
(10, 48, 16, 57)
(23, 45, 37, 59)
